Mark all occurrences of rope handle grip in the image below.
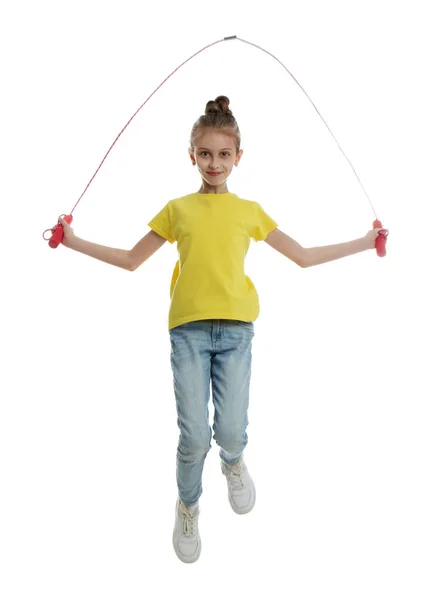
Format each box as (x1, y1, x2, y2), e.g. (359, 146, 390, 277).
(43, 214, 73, 248)
(373, 219, 388, 257)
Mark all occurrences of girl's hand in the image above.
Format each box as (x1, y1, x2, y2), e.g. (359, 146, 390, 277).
(364, 227, 389, 250)
(59, 216, 76, 248)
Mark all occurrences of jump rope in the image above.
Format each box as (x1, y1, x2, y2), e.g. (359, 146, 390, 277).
(43, 35, 388, 256)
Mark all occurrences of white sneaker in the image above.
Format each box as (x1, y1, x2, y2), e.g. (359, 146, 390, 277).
(221, 457, 256, 514)
(172, 498, 201, 563)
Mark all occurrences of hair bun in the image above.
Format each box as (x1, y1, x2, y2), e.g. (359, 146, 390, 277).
(205, 95, 232, 116)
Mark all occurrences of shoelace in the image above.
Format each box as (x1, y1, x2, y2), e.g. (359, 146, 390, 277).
(180, 504, 198, 536)
(226, 461, 245, 490)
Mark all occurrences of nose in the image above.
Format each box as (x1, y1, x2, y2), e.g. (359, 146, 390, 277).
(208, 157, 219, 168)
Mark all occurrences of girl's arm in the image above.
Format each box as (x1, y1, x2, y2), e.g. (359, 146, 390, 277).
(59, 218, 167, 271)
(265, 228, 381, 267)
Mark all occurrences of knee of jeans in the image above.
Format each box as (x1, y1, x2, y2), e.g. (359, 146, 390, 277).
(214, 429, 247, 455)
(178, 434, 211, 460)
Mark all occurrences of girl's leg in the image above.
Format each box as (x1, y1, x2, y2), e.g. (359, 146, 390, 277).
(169, 321, 213, 506)
(210, 320, 255, 465)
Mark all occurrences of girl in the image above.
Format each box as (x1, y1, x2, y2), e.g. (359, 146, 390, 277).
(59, 95, 383, 564)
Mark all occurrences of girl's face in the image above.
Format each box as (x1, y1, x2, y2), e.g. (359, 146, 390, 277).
(189, 128, 243, 192)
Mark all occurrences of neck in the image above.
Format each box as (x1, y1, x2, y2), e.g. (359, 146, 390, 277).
(198, 182, 230, 194)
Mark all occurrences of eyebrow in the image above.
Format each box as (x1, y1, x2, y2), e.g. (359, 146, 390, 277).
(197, 147, 233, 151)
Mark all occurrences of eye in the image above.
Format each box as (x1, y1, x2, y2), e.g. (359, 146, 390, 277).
(222, 152, 230, 157)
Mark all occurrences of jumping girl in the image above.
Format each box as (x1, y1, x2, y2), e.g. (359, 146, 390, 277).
(59, 95, 383, 564)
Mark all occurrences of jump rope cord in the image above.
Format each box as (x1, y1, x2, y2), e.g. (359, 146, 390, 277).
(69, 38, 224, 216)
(235, 37, 377, 219)
(68, 35, 378, 220)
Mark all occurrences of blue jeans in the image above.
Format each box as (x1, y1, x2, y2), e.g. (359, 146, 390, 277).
(169, 319, 255, 505)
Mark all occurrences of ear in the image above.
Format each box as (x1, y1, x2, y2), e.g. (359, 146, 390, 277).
(235, 149, 244, 166)
(189, 148, 196, 166)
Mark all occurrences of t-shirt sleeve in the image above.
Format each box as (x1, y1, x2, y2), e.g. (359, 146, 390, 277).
(147, 202, 175, 244)
(249, 202, 278, 241)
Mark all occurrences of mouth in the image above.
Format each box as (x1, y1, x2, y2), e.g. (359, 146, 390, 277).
(207, 172, 222, 177)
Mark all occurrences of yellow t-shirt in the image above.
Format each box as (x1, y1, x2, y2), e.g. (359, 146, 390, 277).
(148, 192, 278, 330)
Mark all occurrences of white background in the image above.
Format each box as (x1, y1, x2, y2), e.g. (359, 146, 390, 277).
(1, 0, 429, 598)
